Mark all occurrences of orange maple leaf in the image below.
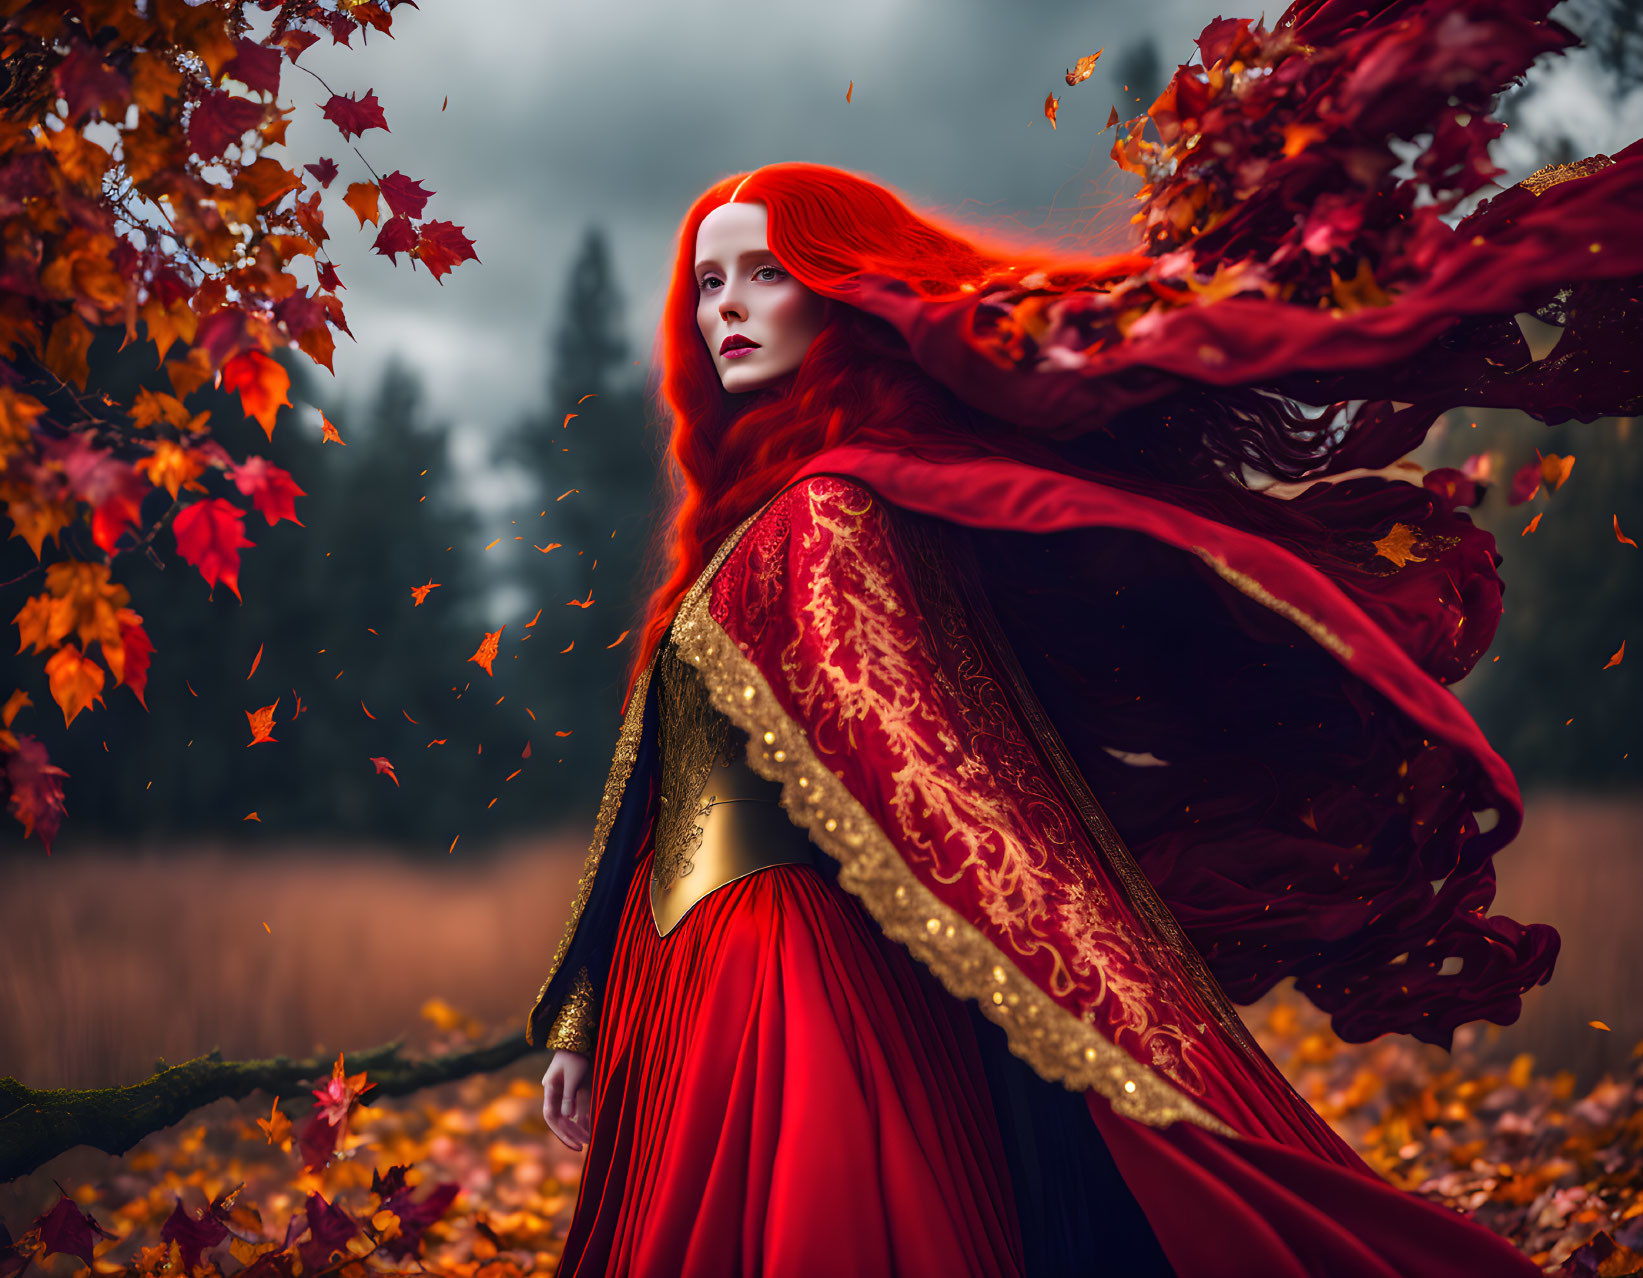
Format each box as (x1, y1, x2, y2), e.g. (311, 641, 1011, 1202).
(220, 349, 292, 441)
(1371, 523, 1425, 567)
(44, 644, 105, 726)
(410, 580, 440, 605)
(1065, 51, 1102, 86)
(343, 180, 381, 228)
(369, 755, 399, 786)
(469, 626, 504, 676)
(319, 412, 346, 445)
(246, 699, 279, 744)
(1044, 92, 1060, 129)
(1603, 640, 1625, 670)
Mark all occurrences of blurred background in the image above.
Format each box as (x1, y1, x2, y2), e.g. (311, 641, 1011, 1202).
(2, 0, 1639, 1096)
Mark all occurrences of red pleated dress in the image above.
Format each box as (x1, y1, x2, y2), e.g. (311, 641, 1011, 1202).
(553, 799, 1028, 1276)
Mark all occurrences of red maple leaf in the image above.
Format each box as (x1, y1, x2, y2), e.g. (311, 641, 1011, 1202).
(158, 1199, 229, 1274)
(173, 498, 254, 600)
(377, 1183, 461, 1261)
(372, 215, 417, 264)
(370, 755, 399, 786)
(413, 220, 479, 282)
(321, 88, 388, 140)
(35, 1195, 116, 1269)
(4, 734, 69, 854)
(378, 171, 433, 219)
(188, 89, 265, 160)
(304, 157, 338, 188)
(229, 455, 307, 527)
(222, 37, 282, 95)
(317, 260, 343, 292)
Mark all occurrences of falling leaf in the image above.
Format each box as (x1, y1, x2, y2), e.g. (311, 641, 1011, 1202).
(411, 580, 440, 605)
(369, 756, 399, 786)
(244, 811, 260, 821)
(1604, 640, 1625, 670)
(483, 538, 500, 551)
(319, 412, 346, 445)
(559, 640, 574, 653)
(1105, 104, 1120, 130)
(554, 730, 572, 737)
(556, 488, 579, 501)
(1371, 523, 1426, 567)
(1541, 452, 1575, 490)
(441, 95, 448, 110)
(448, 834, 460, 853)
(247, 642, 263, 679)
(846, 79, 853, 103)
(360, 700, 375, 719)
(524, 608, 543, 627)
(534, 543, 562, 554)
(561, 413, 577, 429)
(566, 588, 594, 609)
(469, 626, 503, 676)
(1065, 51, 1102, 86)
(1522, 512, 1543, 535)
(605, 628, 631, 648)
(1589, 1020, 1612, 1031)
(246, 700, 279, 745)
(1044, 92, 1060, 129)
(576, 393, 597, 404)
(1616, 515, 1638, 548)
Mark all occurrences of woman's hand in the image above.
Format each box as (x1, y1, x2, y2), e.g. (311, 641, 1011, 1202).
(542, 1050, 592, 1151)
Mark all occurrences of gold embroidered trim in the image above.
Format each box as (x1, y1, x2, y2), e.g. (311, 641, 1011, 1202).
(1192, 548, 1356, 662)
(934, 521, 1272, 1072)
(524, 497, 779, 1047)
(1519, 154, 1614, 196)
(668, 491, 1238, 1137)
(543, 965, 599, 1055)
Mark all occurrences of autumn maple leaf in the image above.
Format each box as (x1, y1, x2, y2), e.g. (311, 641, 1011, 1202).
(411, 220, 479, 282)
(173, 497, 254, 600)
(1044, 92, 1060, 129)
(1065, 51, 1103, 86)
(45, 644, 105, 726)
(304, 156, 339, 187)
(4, 735, 69, 852)
(321, 88, 388, 140)
(410, 580, 441, 606)
(372, 215, 417, 264)
(370, 755, 399, 786)
(220, 349, 292, 440)
(342, 179, 380, 227)
(378, 171, 433, 219)
(228, 455, 307, 526)
(246, 700, 279, 745)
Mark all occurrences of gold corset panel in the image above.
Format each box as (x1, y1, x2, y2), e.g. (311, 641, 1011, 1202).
(650, 635, 818, 937)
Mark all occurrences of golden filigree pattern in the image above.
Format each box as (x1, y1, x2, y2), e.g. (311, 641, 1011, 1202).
(523, 497, 779, 1048)
(543, 966, 598, 1055)
(1192, 548, 1356, 661)
(1519, 154, 1614, 196)
(671, 476, 1237, 1136)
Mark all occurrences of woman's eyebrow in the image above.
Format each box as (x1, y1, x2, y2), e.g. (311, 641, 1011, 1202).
(694, 249, 777, 271)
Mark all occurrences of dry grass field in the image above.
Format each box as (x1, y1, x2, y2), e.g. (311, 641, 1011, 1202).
(1, 789, 1638, 1092)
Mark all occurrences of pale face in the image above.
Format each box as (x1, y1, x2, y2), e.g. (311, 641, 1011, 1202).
(694, 201, 831, 394)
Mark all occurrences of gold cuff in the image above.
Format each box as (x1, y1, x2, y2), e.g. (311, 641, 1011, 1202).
(543, 965, 598, 1055)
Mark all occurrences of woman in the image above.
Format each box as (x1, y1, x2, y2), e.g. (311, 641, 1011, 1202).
(528, 2, 1642, 1273)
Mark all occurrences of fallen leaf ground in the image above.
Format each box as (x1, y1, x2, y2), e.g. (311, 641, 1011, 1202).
(3, 980, 1640, 1277)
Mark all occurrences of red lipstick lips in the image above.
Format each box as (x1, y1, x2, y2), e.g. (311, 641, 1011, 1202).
(720, 334, 759, 355)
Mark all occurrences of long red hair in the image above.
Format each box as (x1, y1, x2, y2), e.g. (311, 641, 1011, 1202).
(620, 162, 1323, 711)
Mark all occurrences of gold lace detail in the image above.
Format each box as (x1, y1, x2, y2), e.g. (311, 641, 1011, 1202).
(1519, 154, 1614, 196)
(667, 477, 1237, 1137)
(523, 495, 781, 1048)
(652, 638, 737, 894)
(543, 966, 598, 1055)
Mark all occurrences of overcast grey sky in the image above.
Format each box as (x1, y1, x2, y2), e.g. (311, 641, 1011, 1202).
(266, 0, 1643, 522)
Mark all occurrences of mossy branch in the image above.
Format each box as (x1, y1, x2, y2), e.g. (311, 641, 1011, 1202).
(0, 1030, 538, 1183)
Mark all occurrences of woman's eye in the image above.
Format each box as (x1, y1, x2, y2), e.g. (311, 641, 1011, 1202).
(756, 265, 784, 281)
